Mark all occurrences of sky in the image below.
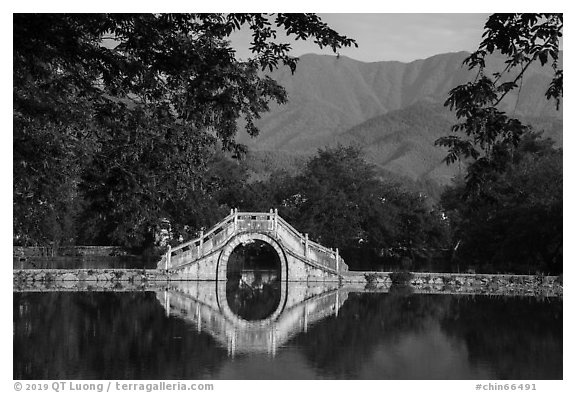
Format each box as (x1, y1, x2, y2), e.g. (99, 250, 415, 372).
(230, 13, 491, 63)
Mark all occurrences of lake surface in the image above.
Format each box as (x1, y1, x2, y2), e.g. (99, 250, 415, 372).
(13, 284, 562, 380)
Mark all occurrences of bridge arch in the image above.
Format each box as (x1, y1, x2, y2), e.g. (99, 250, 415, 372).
(216, 232, 289, 282)
(216, 232, 288, 327)
(161, 210, 348, 281)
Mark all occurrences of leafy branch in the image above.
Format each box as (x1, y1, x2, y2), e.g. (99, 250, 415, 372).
(435, 13, 562, 195)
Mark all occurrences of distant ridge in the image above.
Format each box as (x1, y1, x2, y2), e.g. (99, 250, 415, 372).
(239, 52, 562, 194)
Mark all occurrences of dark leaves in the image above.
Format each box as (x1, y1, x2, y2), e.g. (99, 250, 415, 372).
(546, 70, 563, 110)
(435, 13, 562, 194)
(440, 133, 562, 273)
(13, 13, 357, 247)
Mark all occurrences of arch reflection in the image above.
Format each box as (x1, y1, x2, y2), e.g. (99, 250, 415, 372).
(225, 239, 282, 321)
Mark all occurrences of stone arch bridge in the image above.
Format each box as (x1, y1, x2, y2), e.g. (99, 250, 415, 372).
(159, 210, 348, 281)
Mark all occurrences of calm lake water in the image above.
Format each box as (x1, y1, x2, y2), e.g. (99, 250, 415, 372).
(13, 282, 562, 380)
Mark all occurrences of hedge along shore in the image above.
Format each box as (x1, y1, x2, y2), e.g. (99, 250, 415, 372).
(13, 269, 562, 297)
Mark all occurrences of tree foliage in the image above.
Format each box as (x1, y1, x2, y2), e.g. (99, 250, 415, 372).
(435, 13, 562, 195)
(434, 14, 563, 274)
(441, 133, 562, 274)
(13, 13, 357, 247)
(238, 146, 450, 270)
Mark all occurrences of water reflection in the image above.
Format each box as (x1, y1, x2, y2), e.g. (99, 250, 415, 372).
(225, 240, 283, 321)
(161, 280, 342, 357)
(226, 275, 281, 321)
(13, 286, 562, 380)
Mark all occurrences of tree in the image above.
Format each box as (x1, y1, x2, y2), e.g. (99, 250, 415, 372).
(13, 14, 357, 247)
(256, 146, 450, 270)
(435, 14, 562, 195)
(291, 146, 378, 248)
(433, 14, 563, 273)
(441, 132, 562, 274)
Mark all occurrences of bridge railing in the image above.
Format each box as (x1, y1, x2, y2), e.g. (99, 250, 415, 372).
(275, 215, 302, 240)
(274, 214, 342, 274)
(162, 209, 345, 274)
(236, 212, 275, 232)
(165, 210, 237, 269)
(307, 243, 338, 271)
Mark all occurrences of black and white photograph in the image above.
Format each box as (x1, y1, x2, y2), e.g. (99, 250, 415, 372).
(10, 2, 567, 388)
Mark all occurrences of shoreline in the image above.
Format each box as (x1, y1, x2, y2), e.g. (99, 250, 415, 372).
(13, 269, 563, 297)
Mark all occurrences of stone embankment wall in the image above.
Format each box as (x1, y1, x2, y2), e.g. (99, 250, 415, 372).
(13, 269, 170, 291)
(72, 246, 130, 256)
(13, 246, 145, 269)
(14, 269, 563, 297)
(347, 271, 563, 297)
(14, 246, 130, 257)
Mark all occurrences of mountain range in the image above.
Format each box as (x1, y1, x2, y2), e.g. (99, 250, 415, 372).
(238, 52, 562, 196)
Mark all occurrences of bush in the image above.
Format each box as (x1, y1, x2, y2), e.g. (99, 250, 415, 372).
(364, 273, 384, 285)
(389, 271, 414, 285)
(555, 274, 563, 285)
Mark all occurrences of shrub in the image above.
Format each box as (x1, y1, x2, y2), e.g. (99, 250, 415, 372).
(555, 274, 563, 286)
(365, 273, 383, 284)
(389, 271, 414, 285)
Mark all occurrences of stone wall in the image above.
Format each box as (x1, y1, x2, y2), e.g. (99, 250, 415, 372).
(13, 246, 146, 270)
(14, 246, 130, 257)
(14, 269, 563, 297)
(13, 269, 170, 292)
(348, 271, 563, 297)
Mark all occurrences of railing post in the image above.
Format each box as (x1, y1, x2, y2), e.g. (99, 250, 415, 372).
(305, 233, 309, 258)
(199, 230, 204, 257)
(274, 208, 278, 237)
(335, 291, 339, 317)
(269, 208, 274, 231)
(164, 290, 170, 318)
(166, 245, 171, 270)
(233, 208, 238, 232)
(336, 248, 340, 273)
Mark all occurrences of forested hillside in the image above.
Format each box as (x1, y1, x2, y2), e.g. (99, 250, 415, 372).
(239, 52, 562, 194)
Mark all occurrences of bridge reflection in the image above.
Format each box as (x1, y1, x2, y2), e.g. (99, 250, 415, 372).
(156, 280, 347, 357)
(226, 270, 281, 321)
